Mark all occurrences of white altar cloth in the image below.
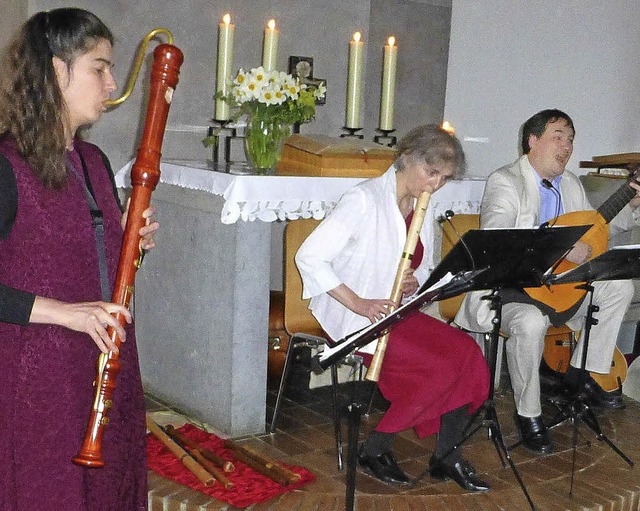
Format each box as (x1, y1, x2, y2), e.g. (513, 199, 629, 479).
(115, 160, 486, 270)
(115, 160, 364, 224)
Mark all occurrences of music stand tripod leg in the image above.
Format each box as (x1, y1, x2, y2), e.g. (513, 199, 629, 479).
(318, 349, 364, 511)
(546, 284, 634, 469)
(344, 402, 362, 511)
(482, 290, 537, 511)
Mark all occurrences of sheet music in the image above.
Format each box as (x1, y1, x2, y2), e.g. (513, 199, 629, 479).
(349, 276, 452, 341)
(552, 244, 640, 283)
(423, 272, 455, 292)
(317, 270, 474, 366)
(610, 244, 640, 250)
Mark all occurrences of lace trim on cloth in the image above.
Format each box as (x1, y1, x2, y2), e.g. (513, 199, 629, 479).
(147, 423, 315, 508)
(114, 160, 365, 225)
(220, 198, 335, 223)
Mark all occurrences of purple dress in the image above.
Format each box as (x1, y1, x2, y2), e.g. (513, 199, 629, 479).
(0, 137, 147, 510)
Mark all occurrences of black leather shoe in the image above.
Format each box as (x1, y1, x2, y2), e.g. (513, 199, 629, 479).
(515, 414, 553, 455)
(357, 446, 410, 485)
(428, 455, 490, 492)
(565, 374, 625, 410)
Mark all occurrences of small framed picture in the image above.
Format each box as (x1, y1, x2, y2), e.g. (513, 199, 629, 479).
(289, 56, 314, 81)
(288, 56, 325, 105)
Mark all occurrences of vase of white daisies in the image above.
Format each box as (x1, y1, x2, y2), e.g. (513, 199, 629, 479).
(209, 67, 326, 173)
(243, 115, 290, 172)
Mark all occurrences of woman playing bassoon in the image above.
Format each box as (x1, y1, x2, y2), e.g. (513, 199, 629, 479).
(296, 125, 491, 491)
(0, 8, 157, 510)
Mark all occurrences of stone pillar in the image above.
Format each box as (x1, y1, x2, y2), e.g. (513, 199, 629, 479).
(133, 183, 270, 436)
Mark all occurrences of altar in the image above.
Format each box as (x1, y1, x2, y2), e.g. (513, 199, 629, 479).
(115, 160, 485, 436)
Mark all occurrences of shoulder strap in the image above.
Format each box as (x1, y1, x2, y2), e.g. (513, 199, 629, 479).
(0, 152, 17, 239)
(66, 155, 111, 301)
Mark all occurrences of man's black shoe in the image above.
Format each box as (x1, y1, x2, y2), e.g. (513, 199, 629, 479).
(428, 455, 490, 492)
(357, 446, 410, 485)
(564, 371, 625, 410)
(515, 414, 553, 455)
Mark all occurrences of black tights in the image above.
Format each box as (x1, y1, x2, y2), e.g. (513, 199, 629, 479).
(434, 404, 470, 463)
(362, 404, 470, 464)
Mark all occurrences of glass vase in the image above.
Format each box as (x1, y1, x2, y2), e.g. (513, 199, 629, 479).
(244, 116, 290, 174)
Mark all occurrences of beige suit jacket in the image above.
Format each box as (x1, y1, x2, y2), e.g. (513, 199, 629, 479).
(455, 155, 637, 331)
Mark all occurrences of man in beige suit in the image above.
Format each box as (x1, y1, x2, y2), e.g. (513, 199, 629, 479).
(456, 109, 640, 455)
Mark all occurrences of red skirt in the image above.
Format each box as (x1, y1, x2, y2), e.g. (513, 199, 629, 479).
(373, 312, 489, 438)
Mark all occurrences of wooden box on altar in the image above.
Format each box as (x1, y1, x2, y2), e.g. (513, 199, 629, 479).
(276, 134, 396, 177)
(580, 152, 640, 175)
(591, 152, 640, 165)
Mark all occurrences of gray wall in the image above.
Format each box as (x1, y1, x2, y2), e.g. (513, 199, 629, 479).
(0, 0, 27, 49)
(444, 0, 640, 178)
(26, 0, 452, 172)
(365, 0, 451, 140)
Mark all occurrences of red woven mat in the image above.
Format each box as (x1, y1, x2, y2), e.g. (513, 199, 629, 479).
(147, 423, 315, 508)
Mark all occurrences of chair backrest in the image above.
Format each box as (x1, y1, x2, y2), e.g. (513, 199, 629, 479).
(282, 218, 325, 337)
(438, 213, 480, 322)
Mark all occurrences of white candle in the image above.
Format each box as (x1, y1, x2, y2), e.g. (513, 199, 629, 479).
(379, 36, 397, 131)
(215, 13, 234, 121)
(262, 19, 279, 71)
(345, 31, 364, 129)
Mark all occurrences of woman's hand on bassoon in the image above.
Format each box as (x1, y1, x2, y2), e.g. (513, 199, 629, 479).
(327, 284, 395, 323)
(356, 297, 397, 323)
(30, 296, 132, 353)
(400, 268, 419, 298)
(121, 200, 160, 251)
(139, 206, 159, 251)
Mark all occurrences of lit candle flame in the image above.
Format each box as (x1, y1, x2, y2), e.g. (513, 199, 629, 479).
(268, 19, 276, 30)
(441, 121, 455, 134)
(388, 36, 396, 46)
(223, 13, 231, 25)
(353, 31, 361, 43)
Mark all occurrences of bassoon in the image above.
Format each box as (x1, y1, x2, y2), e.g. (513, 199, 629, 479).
(72, 39, 184, 467)
(365, 191, 431, 382)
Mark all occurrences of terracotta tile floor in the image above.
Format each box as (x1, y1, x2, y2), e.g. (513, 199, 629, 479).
(146, 377, 640, 511)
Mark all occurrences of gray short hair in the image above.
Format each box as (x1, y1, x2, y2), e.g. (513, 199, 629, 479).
(395, 124, 466, 176)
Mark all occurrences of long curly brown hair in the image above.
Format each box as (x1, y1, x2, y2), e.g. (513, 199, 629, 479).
(0, 8, 113, 189)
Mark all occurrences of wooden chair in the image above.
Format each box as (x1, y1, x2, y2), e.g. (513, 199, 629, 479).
(268, 219, 363, 470)
(268, 219, 325, 383)
(438, 214, 480, 324)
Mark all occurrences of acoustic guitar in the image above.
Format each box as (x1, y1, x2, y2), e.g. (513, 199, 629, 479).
(525, 171, 639, 313)
(543, 325, 628, 392)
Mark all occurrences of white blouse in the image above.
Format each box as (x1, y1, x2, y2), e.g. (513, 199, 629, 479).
(295, 166, 432, 353)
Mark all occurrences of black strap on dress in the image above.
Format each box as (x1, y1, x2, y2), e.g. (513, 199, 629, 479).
(66, 151, 111, 301)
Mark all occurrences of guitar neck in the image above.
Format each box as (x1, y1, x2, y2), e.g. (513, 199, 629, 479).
(597, 177, 636, 223)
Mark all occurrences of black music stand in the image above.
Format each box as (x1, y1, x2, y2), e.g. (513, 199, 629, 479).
(312, 225, 590, 511)
(417, 224, 591, 511)
(552, 245, 640, 283)
(542, 246, 639, 495)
